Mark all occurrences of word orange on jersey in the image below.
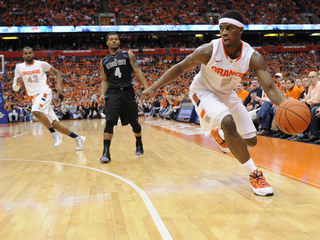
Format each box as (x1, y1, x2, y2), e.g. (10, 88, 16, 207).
(22, 69, 41, 76)
(211, 66, 244, 78)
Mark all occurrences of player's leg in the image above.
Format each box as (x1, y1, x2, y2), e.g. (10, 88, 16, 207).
(51, 120, 86, 150)
(32, 91, 85, 150)
(100, 89, 119, 163)
(131, 121, 143, 155)
(100, 123, 114, 163)
(190, 86, 273, 196)
(226, 93, 273, 196)
(122, 88, 143, 155)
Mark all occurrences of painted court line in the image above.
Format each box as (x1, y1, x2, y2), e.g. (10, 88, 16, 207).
(0, 158, 173, 240)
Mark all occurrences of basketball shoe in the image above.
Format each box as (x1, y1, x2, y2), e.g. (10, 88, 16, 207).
(250, 169, 274, 196)
(210, 127, 230, 153)
(100, 148, 111, 163)
(52, 132, 62, 147)
(136, 144, 144, 155)
(75, 136, 86, 151)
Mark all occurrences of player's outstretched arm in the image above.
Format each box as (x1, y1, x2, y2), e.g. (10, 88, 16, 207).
(141, 43, 212, 101)
(129, 51, 148, 90)
(250, 51, 286, 106)
(49, 66, 63, 94)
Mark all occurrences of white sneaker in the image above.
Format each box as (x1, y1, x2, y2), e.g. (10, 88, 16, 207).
(52, 132, 62, 147)
(75, 136, 86, 151)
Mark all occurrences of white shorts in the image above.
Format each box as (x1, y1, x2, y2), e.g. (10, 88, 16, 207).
(189, 80, 256, 139)
(31, 89, 59, 124)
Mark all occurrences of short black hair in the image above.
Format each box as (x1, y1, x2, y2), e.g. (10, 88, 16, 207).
(23, 46, 33, 52)
(286, 77, 295, 83)
(219, 10, 244, 24)
(106, 32, 119, 41)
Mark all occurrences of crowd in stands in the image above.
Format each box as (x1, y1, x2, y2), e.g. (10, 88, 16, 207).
(208, 0, 304, 24)
(1, 0, 103, 26)
(3, 37, 320, 53)
(294, 0, 320, 19)
(109, 0, 206, 25)
(1, 0, 320, 26)
(240, 71, 320, 144)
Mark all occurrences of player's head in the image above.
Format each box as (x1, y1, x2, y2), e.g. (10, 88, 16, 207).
(22, 46, 34, 64)
(106, 32, 120, 51)
(219, 10, 244, 47)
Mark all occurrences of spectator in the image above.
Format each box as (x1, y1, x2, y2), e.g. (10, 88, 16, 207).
(235, 82, 249, 102)
(61, 101, 71, 120)
(8, 103, 19, 123)
(302, 71, 320, 142)
(285, 77, 302, 100)
(243, 79, 263, 111)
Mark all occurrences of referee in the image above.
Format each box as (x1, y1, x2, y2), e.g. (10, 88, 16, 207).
(99, 32, 148, 163)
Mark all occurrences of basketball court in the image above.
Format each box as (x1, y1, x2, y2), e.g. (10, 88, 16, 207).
(0, 117, 319, 239)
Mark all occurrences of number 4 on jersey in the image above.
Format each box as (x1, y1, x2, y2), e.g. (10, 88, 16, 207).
(115, 67, 122, 78)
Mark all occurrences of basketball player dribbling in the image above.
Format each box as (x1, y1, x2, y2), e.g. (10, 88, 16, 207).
(12, 46, 86, 150)
(142, 10, 287, 196)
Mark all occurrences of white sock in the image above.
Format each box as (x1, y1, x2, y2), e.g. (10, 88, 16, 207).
(242, 158, 257, 174)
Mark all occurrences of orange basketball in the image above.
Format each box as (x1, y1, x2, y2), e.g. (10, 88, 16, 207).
(275, 99, 311, 135)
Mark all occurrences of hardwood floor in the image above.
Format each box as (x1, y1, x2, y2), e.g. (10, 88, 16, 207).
(0, 117, 319, 239)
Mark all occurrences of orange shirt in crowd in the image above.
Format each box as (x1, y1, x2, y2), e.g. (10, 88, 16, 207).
(285, 85, 302, 99)
(237, 89, 249, 102)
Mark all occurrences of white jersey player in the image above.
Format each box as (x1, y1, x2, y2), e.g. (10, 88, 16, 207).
(12, 46, 86, 150)
(142, 10, 287, 196)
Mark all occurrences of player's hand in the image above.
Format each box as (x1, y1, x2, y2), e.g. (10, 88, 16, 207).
(141, 88, 155, 102)
(56, 83, 63, 94)
(100, 95, 105, 105)
(17, 77, 23, 84)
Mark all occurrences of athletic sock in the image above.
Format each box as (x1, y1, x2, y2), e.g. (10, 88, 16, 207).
(69, 131, 79, 138)
(48, 125, 55, 133)
(242, 158, 257, 174)
(136, 136, 142, 145)
(104, 139, 111, 148)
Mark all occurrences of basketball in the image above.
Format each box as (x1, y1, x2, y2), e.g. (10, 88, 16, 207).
(275, 99, 311, 135)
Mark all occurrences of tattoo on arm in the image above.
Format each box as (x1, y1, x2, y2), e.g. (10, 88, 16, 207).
(251, 52, 266, 70)
(131, 55, 140, 69)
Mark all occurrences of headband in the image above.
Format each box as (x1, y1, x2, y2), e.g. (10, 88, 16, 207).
(219, 18, 244, 28)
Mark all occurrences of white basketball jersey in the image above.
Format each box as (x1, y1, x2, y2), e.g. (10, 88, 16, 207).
(14, 60, 51, 96)
(194, 38, 255, 95)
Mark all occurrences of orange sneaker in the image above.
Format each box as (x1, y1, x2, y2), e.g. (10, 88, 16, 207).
(210, 127, 230, 153)
(250, 169, 274, 196)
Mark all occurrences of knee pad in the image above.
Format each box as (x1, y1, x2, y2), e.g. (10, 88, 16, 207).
(104, 120, 115, 134)
(131, 122, 141, 134)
